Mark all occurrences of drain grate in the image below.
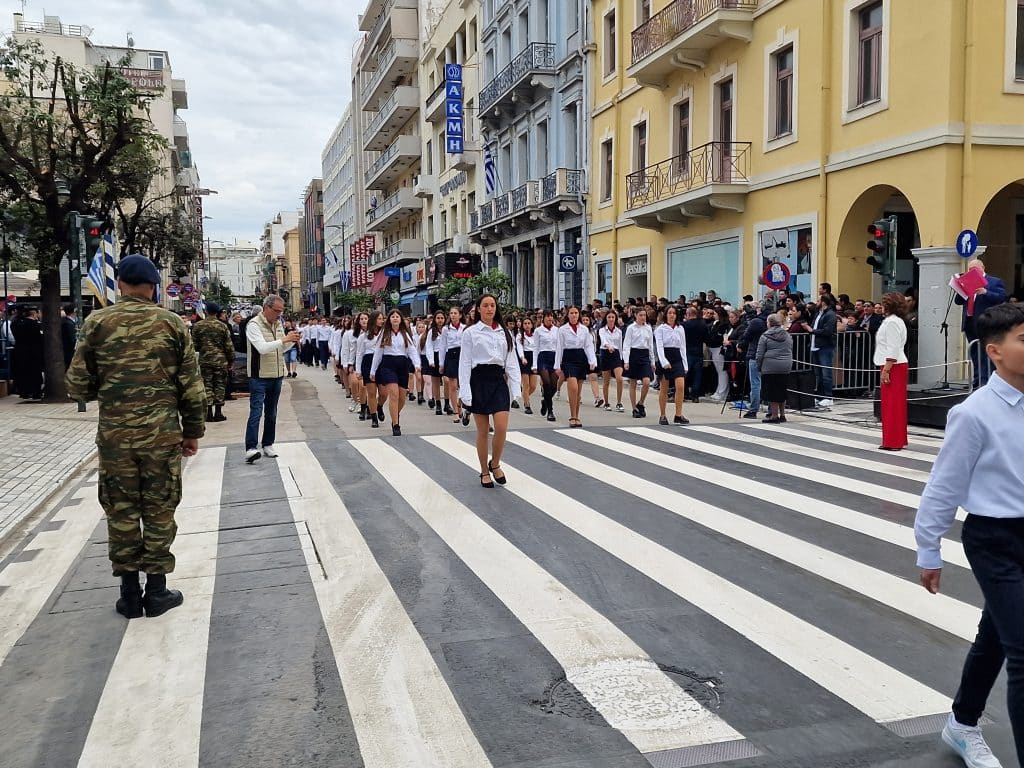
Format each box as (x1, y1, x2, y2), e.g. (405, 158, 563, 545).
(644, 739, 761, 768)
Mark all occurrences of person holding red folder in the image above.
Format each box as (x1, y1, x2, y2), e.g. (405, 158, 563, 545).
(955, 259, 1007, 388)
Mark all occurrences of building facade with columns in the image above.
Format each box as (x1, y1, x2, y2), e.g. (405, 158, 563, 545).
(587, 0, 1024, 333)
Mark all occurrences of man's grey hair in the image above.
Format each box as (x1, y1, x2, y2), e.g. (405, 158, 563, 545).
(263, 295, 284, 308)
(767, 314, 783, 327)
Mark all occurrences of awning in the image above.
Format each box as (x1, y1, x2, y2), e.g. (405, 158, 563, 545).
(413, 291, 429, 301)
(370, 270, 389, 292)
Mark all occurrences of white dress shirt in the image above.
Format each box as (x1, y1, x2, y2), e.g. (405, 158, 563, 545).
(246, 316, 295, 354)
(873, 315, 908, 366)
(517, 332, 536, 359)
(914, 372, 1024, 569)
(438, 323, 464, 359)
(329, 328, 344, 358)
(599, 326, 623, 353)
(316, 324, 332, 342)
(340, 329, 356, 366)
(532, 324, 558, 355)
(622, 322, 656, 362)
(370, 331, 420, 376)
(654, 323, 689, 370)
(554, 323, 598, 370)
(458, 322, 522, 406)
(355, 329, 380, 361)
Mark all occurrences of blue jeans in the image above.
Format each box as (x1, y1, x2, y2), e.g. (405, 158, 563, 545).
(747, 358, 761, 412)
(811, 347, 834, 399)
(246, 377, 283, 450)
(953, 515, 1024, 761)
(284, 347, 298, 365)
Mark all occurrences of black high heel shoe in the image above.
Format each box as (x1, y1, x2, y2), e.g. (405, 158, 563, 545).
(480, 472, 495, 488)
(488, 461, 506, 485)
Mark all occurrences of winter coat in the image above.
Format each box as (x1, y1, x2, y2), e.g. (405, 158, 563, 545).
(756, 325, 794, 375)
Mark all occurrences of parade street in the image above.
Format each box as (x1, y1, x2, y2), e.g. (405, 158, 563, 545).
(0, 370, 1011, 768)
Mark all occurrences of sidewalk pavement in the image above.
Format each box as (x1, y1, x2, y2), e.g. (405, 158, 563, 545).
(0, 397, 98, 547)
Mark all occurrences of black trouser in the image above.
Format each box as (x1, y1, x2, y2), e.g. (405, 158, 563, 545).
(953, 514, 1024, 762)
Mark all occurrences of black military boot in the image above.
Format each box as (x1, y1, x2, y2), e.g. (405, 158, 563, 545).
(116, 572, 144, 619)
(143, 574, 184, 618)
(205, 405, 214, 422)
(212, 404, 227, 422)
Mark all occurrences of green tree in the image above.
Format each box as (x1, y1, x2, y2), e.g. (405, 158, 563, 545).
(333, 289, 374, 313)
(0, 36, 164, 401)
(437, 269, 513, 309)
(205, 278, 233, 308)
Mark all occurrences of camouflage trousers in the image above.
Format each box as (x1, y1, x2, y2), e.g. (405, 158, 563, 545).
(97, 445, 183, 576)
(201, 363, 228, 406)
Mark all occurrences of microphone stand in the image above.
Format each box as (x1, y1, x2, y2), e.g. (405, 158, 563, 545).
(937, 288, 956, 391)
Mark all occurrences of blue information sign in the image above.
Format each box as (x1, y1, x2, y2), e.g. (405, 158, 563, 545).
(956, 229, 979, 258)
(558, 253, 578, 273)
(383, 267, 401, 278)
(445, 63, 464, 154)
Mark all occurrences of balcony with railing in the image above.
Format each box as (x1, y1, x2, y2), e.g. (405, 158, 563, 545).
(428, 239, 451, 258)
(361, 37, 419, 110)
(369, 238, 424, 270)
(171, 78, 188, 109)
(478, 43, 557, 120)
(363, 85, 420, 152)
(424, 79, 447, 124)
(539, 168, 584, 205)
(363, 0, 418, 53)
(624, 141, 751, 229)
(172, 116, 189, 150)
(628, 0, 757, 85)
(366, 187, 421, 231)
(365, 134, 421, 189)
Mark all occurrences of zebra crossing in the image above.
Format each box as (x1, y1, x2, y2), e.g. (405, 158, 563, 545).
(0, 420, 1007, 767)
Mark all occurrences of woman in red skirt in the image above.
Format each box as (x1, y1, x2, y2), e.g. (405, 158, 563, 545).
(874, 292, 909, 450)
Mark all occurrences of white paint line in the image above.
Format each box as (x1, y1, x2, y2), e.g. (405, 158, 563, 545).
(607, 428, 968, 569)
(428, 434, 951, 723)
(687, 425, 933, 483)
(277, 443, 493, 768)
(793, 419, 945, 448)
(743, 423, 940, 463)
(353, 439, 745, 755)
(509, 432, 979, 642)
(624, 427, 923, 509)
(0, 494, 105, 666)
(76, 447, 226, 768)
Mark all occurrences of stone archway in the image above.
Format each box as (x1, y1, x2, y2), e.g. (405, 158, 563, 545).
(976, 179, 1024, 298)
(835, 185, 920, 301)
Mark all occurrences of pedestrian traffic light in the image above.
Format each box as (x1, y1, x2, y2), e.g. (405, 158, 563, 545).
(81, 216, 106, 257)
(866, 218, 894, 277)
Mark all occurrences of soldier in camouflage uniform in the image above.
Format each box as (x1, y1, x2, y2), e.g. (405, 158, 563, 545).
(191, 301, 234, 422)
(66, 255, 206, 620)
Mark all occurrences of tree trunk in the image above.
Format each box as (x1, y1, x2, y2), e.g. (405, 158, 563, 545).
(39, 268, 68, 403)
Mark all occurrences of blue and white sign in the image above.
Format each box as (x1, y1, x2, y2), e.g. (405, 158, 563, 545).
(558, 253, 578, 273)
(956, 229, 979, 258)
(445, 63, 464, 155)
(383, 267, 401, 278)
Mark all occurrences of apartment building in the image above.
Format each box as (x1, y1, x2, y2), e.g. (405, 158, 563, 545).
(321, 107, 356, 294)
(282, 228, 303, 310)
(357, 0, 423, 302)
(208, 240, 261, 298)
(300, 179, 325, 312)
(589, 0, 1024, 313)
(12, 12, 204, 295)
(258, 211, 300, 295)
(467, 0, 591, 309)
(416, 0, 485, 315)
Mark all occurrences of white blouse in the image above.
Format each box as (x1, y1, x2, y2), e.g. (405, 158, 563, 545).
(654, 323, 689, 369)
(458, 322, 523, 405)
(622, 323, 656, 362)
(532, 324, 559, 355)
(598, 326, 623, 353)
(873, 314, 908, 366)
(355, 330, 380, 361)
(370, 331, 421, 376)
(517, 332, 536, 357)
(554, 323, 598, 370)
(339, 329, 356, 366)
(438, 324, 465, 359)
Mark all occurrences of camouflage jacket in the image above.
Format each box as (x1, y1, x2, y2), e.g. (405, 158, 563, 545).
(65, 296, 207, 448)
(192, 318, 234, 367)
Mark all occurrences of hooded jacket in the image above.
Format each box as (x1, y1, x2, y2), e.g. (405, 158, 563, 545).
(756, 325, 794, 375)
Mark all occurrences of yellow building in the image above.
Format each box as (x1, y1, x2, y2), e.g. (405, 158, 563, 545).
(281, 227, 303, 311)
(589, 0, 1024, 308)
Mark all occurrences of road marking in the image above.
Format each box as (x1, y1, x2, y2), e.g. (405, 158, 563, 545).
(508, 432, 979, 641)
(353, 439, 746, 755)
(605, 427, 967, 569)
(428, 434, 951, 723)
(742, 423, 940, 464)
(686, 425, 932, 483)
(793, 420, 944, 450)
(0, 482, 104, 666)
(277, 443, 493, 768)
(76, 448, 225, 768)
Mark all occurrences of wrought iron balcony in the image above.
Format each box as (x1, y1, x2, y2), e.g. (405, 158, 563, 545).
(625, 141, 750, 229)
(540, 168, 584, 203)
(428, 239, 451, 258)
(470, 210, 479, 232)
(509, 181, 538, 214)
(629, 0, 757, 84)
(425, 80, 447, 124)
(478, 43, 557, 119)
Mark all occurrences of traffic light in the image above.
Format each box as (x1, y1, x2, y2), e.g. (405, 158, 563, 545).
(81, 216, 106, 257)
(866, 218, 894, 277)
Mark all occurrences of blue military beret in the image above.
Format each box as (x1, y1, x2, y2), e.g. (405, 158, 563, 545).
(116, 254, 161, 285)
(205, 301, 222, 316)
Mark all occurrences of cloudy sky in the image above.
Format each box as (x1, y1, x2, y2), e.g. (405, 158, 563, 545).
(3, 0, 360, 243)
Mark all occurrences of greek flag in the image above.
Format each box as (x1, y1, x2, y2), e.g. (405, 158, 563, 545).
(484, 144, 497, 197)
(85, 231, 118, 307)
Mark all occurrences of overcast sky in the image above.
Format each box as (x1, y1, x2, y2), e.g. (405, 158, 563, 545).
(3, 0, 359, 244)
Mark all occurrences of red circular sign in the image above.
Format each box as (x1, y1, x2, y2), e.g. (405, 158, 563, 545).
(762, 262, 791, 290)
(166, 284, 181, 298)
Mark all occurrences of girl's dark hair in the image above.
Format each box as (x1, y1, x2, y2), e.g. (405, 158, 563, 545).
(604, 310, 618, 326)
(518, 314, 534, 344)
(478, 293, 513, 353)
(352, 312, 368, 340)
(542, 309, 555, 320)
(367, 311, 383, 339)
(421, 310, 446, 351)
(380, 309, 413, 349)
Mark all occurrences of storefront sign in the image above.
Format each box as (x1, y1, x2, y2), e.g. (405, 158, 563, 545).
(445, 64, 464, 154)
(623, 258, 648, 276)
(118, 68, 164, 90)
(440, 171, 468, 197)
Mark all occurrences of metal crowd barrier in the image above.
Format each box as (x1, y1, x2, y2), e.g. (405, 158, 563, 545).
(789, 330, 877, 394)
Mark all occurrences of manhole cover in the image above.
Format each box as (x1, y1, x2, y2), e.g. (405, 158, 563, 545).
(534, 659, 723, 730)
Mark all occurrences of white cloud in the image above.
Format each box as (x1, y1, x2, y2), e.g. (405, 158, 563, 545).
(3, 0, 358, 242)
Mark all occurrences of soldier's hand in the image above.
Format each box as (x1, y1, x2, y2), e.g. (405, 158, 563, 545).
(181, 438, 200, 457)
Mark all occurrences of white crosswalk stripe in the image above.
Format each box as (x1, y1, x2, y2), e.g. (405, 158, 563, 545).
(743, 422, 941, 463)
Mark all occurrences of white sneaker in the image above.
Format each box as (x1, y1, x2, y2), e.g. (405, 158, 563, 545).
(348, 404, 356, 412)
(942, 714, 1003, 767)
(245, 449, 261, 464)
(818, 398, 833, 408)
(261, 445, 279, 459)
